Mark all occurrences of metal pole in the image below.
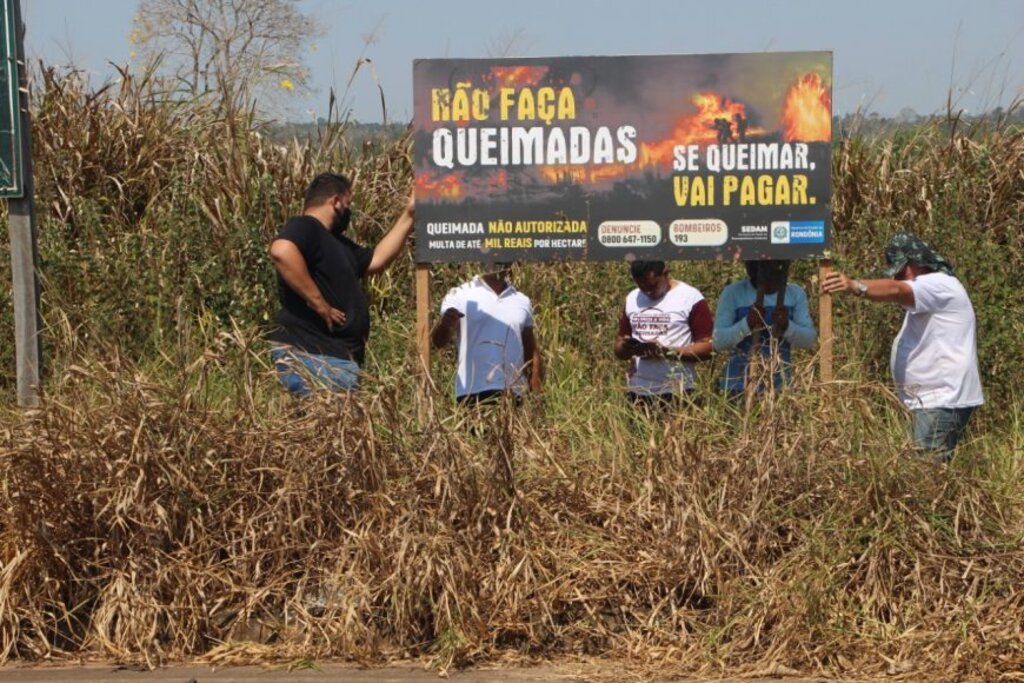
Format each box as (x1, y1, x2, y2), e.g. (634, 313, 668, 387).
(7, 0, 41, 407)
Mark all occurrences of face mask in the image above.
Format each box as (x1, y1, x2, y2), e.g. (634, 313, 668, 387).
(330, 207, 351, 236)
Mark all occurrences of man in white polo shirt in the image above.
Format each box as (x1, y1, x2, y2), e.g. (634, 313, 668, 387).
(431, 264, 542, 403)
(822, 232, 983, 462)
(614, 260, 714, 406)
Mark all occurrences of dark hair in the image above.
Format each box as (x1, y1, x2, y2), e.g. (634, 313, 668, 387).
(745, 259, 789, 285)
(304, 173, 352, 209)
(629, 260, 666, 279)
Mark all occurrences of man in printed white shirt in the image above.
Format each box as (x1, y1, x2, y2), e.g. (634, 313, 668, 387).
(822, 232, 983, 462)
(431, 264, 542, 404)
(614, 261, 714, 406)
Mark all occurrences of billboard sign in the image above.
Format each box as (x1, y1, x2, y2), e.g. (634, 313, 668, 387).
(413, 51, 832, 263)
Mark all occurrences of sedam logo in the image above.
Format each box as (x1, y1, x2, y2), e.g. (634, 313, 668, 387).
(733, 224, 769, 242)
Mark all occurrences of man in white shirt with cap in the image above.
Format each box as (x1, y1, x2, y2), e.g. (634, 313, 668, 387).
(822, 231, 983, 462)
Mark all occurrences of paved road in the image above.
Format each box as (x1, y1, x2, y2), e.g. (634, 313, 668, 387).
(0, 663, 841, 682)
(0, 663, 562, 682)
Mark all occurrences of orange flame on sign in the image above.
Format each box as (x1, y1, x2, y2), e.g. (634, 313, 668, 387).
(640, 92, 755, 168)
(782, 73, 831, 142)
(415, 172, 464, 200)
(538, 164, 630, 185)
(487, 66, 549, 89)
(536, 90, 757, 187)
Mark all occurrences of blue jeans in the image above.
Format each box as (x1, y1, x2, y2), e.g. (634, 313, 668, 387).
(270, 347, 360, 396)
(912, 407, 977, 462)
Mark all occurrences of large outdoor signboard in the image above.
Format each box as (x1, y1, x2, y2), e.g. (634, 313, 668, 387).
(413, 51, 832, 263)
(0, 0, 21, 198)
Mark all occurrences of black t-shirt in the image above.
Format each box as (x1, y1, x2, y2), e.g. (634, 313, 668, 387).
(269, 216, 374, 364)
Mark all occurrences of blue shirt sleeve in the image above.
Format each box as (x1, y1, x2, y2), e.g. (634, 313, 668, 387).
(782, 284, 817, 349)
(713, 282, 751, 351)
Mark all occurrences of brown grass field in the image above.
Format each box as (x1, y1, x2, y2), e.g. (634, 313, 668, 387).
(1, 67, 1022, 681)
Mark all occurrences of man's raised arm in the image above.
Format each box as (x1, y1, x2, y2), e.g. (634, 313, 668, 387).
(367, 193, 416, 276)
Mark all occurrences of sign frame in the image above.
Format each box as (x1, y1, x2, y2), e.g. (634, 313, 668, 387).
(0, 0, 22, 198)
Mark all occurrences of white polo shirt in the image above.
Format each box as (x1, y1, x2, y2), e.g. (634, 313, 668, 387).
(440, 277, 535, 398)
(891, 272, 984, 410)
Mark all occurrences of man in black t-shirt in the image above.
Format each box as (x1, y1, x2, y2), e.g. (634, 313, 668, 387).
(268, 173, 414, 394)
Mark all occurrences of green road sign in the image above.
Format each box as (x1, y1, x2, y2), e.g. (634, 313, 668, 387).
(0, 0, 22, 197)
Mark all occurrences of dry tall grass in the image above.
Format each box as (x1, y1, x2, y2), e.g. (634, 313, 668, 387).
(2, 349, 1022, 679)
(0, 69, 1022, 680)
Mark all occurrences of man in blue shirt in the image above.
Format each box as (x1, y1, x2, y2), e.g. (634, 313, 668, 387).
(713, 260, 817, 396)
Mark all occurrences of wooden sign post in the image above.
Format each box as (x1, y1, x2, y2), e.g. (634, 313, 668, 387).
(818, 258, 834, 383)
(415, 263, 431, 379)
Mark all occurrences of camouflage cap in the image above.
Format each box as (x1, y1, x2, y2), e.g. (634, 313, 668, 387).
(880, 232, 954, 278)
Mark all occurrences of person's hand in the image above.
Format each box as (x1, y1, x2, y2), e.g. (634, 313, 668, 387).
(405, 190, 415, 218)
(772, 306, 789, 337)
(621, 337, 652, 358)
(312, 299, 346, 331)
(746, 304, 766, 332)
(822, 271, 854, 295)
(636, 341, 664, 359)
(658, 344, 683, 361)
(441, 307, 463, 329)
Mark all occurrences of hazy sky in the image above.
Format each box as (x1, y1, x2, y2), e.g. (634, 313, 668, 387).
(23, 0, 1024, 123)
